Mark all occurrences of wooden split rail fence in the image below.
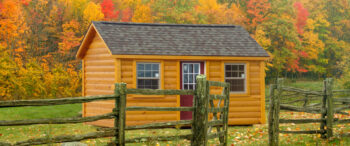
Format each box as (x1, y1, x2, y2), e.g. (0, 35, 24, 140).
(0, 75, 230, 146)
(269, 78, 350, 146)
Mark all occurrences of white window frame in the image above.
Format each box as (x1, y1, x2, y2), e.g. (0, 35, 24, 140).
(182, 63, 201, 90)
(136, 62, 160, 89)
(224, 63, 247, 93)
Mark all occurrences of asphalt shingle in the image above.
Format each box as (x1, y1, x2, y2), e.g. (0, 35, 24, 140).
(92, 21, 269, 57)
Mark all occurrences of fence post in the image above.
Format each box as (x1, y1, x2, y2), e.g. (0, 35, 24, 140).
(222, 84, 230, 146)
(191, 75, 209, 146)
(268, 84, 277, 146)
(320, 79, 327, 139)
(268, 78, 282, 146)
(325, 78, 334, 139)
(114, 83, 126, 146)
(274, 78, 283, 146)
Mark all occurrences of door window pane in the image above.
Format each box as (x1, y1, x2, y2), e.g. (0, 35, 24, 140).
(183, 63, 201, 90)
(194, 64, 199, 73)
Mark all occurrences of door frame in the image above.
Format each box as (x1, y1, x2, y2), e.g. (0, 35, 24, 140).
(179, 61, 205, 120)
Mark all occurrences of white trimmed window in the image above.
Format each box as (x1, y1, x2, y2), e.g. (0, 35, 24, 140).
(137, 63, 160, 89)
(225, 64, 246, 92)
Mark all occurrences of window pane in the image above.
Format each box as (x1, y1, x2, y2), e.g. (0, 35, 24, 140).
(137, 71, 144, 77)
(184, 84, 188, 90)
(151, 79, 159, 89)
(194, 64, 199, 73)
(239, 65, 244, 71)
(145, 71, 151, 77)
(145, 64, 152, 70)
(137, 79, 159, 89)
(184, 74, 188, 83)
(138, 79, 144, 86)
(226, 79, 244, 92)
(137, 79, 145, 89)
(225, 71, 231, 77)
(189, 74, 193, 83)
(152, 64, 159, 70)
(232, 65, 238, 71)
(152, 71, 159, 78)
(232, 72, 238, 77)
(189, 84, 193, 90)
(225, 65, 231, 71)
(137, 64, 144, 71)
(239, 72, 244, 78)
(183, 64, 188, 73)
(189, 64, 193, 73)
(145, 79, 151, 85)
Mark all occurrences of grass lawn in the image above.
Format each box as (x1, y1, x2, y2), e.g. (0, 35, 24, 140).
(1, 80, 350, 145)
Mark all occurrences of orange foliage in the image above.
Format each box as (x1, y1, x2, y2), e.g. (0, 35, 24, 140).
(59, 20, 83, 54)
(245, 0, 270, 31)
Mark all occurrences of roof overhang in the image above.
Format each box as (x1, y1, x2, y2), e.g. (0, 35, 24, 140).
(112, 55, 270, 61)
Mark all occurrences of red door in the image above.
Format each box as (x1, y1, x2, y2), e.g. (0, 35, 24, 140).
(180, 62, 205, 120)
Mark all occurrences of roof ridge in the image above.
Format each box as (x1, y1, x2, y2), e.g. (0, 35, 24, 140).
(93, 21, 238, 28)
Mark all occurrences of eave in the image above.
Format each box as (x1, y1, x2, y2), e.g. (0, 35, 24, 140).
(112, 55, 270, 61)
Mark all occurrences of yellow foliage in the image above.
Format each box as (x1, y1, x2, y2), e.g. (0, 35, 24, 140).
(121, 0, 141, 9)
(225, 3, 246, 25)
(83, 2, 104, 28)
(0, 46, 81, 100)
(196, 0, 227, 24)
(302, 31, 325, 59)
(255, 27, 271, 49)
(132, 4, 153, 23)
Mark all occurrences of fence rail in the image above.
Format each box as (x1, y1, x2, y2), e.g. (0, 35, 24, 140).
(0, 112, 116, 126)
(0, 75, 230, 146)
(126, 106, 194, 111)
(268, 78, 350, 146)
(0, 94, 117, 107)
(126, 88, 195, 95)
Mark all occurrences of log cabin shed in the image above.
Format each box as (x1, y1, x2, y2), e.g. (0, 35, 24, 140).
(76, 21, 270, 127)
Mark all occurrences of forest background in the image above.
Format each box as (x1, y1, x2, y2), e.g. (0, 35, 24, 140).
(0, 0, 349, 100)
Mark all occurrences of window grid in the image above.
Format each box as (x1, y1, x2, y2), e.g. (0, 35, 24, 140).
(137, 63, 160, 89)
(225, 64, 246, 92)
(182, 63, 200, 90)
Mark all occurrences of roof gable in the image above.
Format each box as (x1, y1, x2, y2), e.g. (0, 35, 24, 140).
(77, 21, 269, 59)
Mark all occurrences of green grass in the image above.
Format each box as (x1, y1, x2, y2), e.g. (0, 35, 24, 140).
(1, 80, 350, 145)
(0, 104, 82, 120)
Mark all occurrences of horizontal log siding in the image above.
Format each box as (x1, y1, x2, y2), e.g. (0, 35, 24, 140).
(121, 60, 178, 125)
(83, 34, 115, 127)
(208, 60, 263, 125)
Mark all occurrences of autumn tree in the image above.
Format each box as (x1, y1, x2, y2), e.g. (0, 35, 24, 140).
(132, 4, 153, 23)
(101, 0, 119, 20)
(244, 0, 270, 33)
(294, 2, 309, 35)
(152, 0, 197, 24)
(83, 2, 104, 29)
(195, 0, 228, 24)
(0, 0, 28, 62)
(0, 46, 17, 100)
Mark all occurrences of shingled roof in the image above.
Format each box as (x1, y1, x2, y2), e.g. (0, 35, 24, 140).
(89, 21, 269, 57)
